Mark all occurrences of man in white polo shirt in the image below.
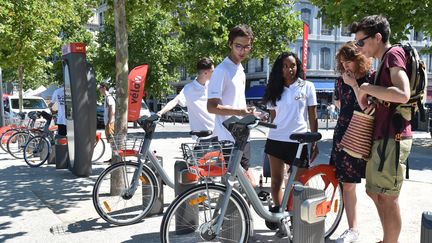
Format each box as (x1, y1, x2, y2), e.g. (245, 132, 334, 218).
(207, 24, 258, 186)
(157, 57, 215, 136)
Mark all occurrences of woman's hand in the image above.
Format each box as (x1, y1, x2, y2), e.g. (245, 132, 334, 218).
(342, 71, 358, 87)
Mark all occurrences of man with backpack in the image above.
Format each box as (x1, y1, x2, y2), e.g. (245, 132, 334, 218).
(350, 15, 416, 243)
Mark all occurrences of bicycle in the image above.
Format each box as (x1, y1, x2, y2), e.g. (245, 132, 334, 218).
(160, 115, 344, 242)
(92, 114, 224, 226)
(6, 111, 47, 159)
(92, 114, 175, 226)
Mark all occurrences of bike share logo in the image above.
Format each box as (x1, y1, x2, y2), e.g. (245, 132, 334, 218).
(130, 75, 142, 104)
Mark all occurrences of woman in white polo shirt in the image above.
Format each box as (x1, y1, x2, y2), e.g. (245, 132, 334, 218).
(262, 52, 319, 217)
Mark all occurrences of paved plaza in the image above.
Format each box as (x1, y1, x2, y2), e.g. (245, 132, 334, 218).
(0, 122, 431, 243)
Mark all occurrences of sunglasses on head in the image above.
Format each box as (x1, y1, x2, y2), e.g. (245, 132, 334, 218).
(355, 35, 370, 47)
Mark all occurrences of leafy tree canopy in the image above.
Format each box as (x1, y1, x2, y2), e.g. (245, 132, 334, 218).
(0, 0, 97, 89)
(310, 0, 432, 45)
(94, 0, 303, 98)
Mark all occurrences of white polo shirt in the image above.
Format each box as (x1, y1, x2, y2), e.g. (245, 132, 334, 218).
(267, 78, 317, 142)
(51, 87, 66, 125)
(176, 79, 215, 132)
(208, 57, 247, 141)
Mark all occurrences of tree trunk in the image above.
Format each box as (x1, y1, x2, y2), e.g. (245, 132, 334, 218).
(17, 65, 24, 113)
(111, 0, 130, 195)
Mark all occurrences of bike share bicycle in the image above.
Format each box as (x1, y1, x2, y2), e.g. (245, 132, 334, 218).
(160, 115, 344, 242)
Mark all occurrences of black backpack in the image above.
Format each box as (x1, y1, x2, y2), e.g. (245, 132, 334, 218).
(374, 43, 428, 179)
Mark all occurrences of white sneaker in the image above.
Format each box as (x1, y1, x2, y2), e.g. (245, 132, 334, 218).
(336, 228, 359, 243)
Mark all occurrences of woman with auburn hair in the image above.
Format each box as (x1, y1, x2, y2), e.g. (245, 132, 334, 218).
(331, 41, 374, 243)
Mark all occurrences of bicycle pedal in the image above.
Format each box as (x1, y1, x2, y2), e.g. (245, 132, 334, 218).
(257, 190, 270, 201)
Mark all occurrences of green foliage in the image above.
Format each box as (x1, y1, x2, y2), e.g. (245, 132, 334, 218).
(0, 0, 97, 89)
(94, 0, 302, 98)
(310, 0, 432, 44)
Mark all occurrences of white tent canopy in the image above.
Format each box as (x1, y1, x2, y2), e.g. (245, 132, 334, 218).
(34, 85, 59, 100)
(24, 85, 46, 96)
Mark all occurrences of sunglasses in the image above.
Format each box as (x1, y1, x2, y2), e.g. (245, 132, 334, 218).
(355, 35, 370, 47)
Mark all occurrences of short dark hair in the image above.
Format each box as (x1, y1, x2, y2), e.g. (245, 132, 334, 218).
(350, 15, 391, 43)
(196, 57, 213, 71)
(99, 82, 109, 89)
(228, 24, 254, 45)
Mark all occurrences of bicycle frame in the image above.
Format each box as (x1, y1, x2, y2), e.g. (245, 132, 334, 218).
(123, 116, 175, 196)
(211, 119, 312, 236)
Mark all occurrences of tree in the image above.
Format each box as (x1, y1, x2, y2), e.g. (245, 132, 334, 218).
(310, 0, 432, 44)
(0, 0, 96, 111)
(93, 0, 303, 98)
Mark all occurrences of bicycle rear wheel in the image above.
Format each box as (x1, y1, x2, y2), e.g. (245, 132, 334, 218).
(298, 165, 344, 238)
(23, 136, 51, 167)
(160, 183, 251, 243)
(7, 131, 33, 159)
(91, 137, 105, 162)
(92, 161, 158, 226)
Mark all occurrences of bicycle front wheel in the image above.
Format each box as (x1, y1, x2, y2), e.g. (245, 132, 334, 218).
(160, 183, 251, 243)
(298, 165, 344, 239)
(7, 131, 33, 159)
(23, 136, 51, 167)
(92, 161, 158, 226)
(91, 137, 105, 162)
(0, 128, 19, 153)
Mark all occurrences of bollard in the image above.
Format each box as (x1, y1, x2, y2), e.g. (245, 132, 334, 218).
(174, 160, 199, 234)
(421, 211, 432, 243)
(292, 184, 326, 243)
(47, 144, 56, 164)
(143, 155, 164, 216)
(55, 135, 69, 169)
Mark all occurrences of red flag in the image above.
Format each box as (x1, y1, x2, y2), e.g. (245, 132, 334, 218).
(128, 64, 148, 121)
(302, 23, 309, 78)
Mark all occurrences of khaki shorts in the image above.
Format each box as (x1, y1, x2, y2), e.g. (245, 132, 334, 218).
(105, 122, 115, 142)
(366, 138, 412, 196)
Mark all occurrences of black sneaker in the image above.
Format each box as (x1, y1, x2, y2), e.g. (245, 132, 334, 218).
(265, 206, 280, 230)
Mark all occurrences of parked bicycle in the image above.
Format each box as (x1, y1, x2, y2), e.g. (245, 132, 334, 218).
(92, 115, 174, 226)
(92, 114, 225, 226)
(160, 115, 343, 242)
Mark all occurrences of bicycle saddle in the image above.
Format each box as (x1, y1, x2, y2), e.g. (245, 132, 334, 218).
(290, 132, 322, 143)
(189, 130, 212, 138)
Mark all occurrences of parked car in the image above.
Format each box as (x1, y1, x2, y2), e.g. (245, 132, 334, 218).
(164, 106, 188, 122)
(3, 95, 51, 124)
(96, 104, 105, 129)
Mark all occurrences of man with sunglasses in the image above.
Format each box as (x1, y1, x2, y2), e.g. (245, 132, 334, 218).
(207, 24, 259, 187)
(350, 15, 412, 243)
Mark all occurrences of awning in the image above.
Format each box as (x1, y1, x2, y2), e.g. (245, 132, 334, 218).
(312, 81, 334, 92)
(245, 85, 266, 100)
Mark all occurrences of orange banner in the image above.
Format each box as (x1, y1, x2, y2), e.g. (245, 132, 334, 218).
(128, 64, 148, 121)
(302, 23, 309, 78)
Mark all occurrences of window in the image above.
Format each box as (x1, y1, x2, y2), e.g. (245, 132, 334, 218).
(429, 54, 432, 72)
(341, 24, 351, 36)
(255, 58, 264, 72)
(99, 12, 104, 27)
(244, 61, 249, 73)
(320, 48, 331, 70)
(300, 47, 311, 69)
(180, 66, 187, 80)
(321, 15, 332, 35)
(414, 31, 423, 41)
(11, 98, 47, 109)
(301, 8, 312, 34)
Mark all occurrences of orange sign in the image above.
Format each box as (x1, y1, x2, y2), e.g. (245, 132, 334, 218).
(128, 64, 148, 121)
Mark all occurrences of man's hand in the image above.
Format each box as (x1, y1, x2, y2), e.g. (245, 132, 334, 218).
(310, 142, 319, 163)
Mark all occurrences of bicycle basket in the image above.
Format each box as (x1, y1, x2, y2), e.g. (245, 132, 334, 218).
(181, 141, 233, 178)
(110, 133, 144, 159)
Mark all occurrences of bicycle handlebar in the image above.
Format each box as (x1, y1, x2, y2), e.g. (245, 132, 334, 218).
(257, 121, 277, 129)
